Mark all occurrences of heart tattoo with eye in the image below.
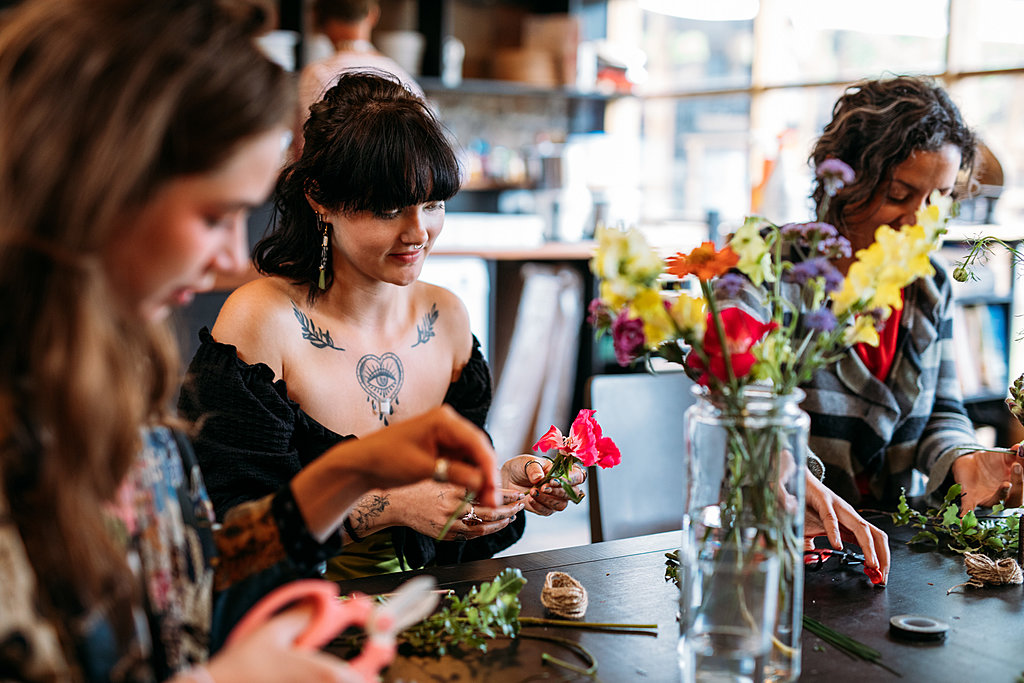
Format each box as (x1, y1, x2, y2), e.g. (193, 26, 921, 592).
(356, 352, 404, 425)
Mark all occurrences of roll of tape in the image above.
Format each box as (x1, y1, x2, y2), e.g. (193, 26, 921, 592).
(889, 614, 949, 641)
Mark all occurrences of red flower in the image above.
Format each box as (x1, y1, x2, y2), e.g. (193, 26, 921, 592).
(533, 409, 621, 470)
(686, 307, 776, 386)
(666, 242, 740, 281)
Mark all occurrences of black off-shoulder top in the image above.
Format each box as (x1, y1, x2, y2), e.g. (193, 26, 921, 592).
(178, 327, 524, 570)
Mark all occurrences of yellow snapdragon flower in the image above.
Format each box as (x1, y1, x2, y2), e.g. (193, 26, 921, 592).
(668, 293, 707, 342)
(916, 191, 953, 243)
(729, 217, 774, 287)
(631, 287, 675, 347)
(845, 314, 881, 346)
(592, 225, 663, 284)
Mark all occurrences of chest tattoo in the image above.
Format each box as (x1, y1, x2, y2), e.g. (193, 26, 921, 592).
(289, 302, 440, 424)
(357, 352, 404, 425)
(411, 303, 439, 348)
(292, 302, 343, 351)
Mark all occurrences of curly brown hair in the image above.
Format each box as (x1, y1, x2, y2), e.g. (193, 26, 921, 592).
(810, 76, 977, 232)
(0, 0, 291, 644)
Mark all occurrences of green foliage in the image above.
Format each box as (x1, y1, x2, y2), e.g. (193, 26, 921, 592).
(891, 484, 1021, 559)
(664, 550, 680, 586)
(400, 568, 526, 656)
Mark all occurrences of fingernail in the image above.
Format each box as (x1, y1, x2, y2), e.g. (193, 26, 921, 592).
(530, 488, 539, 497)
(541, 485, 552, 494)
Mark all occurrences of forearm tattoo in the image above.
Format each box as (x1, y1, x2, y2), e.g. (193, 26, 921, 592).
(349, 493, 390, 537)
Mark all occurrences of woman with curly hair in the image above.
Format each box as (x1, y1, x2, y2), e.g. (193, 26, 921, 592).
(805, 76, 1022, 515)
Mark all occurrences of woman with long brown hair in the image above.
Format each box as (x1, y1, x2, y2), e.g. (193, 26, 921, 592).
(0, 1, 498, 680)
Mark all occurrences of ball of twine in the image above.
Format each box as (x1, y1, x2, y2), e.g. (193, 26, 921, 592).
(540, 571, 588, 619)
(947, 552, 1023, 593)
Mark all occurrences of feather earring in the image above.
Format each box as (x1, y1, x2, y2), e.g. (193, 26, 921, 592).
(317, 213, 330, 290)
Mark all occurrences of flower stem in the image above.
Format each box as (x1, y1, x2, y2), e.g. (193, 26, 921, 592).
(953, 446, 1018, 456)
(435, 490, 475, 541)
(520, 617, 657, 633)
(519, 634, 600, 680)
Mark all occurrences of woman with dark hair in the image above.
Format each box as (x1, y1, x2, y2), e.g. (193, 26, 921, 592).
(179, 70, 583, 582)
(0, 2, 499, 680)
(806, 76, 1022, 514)
(728, 76, 1021, 561)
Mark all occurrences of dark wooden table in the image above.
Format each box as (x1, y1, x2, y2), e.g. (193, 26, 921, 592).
(331, 513, 1024, 682)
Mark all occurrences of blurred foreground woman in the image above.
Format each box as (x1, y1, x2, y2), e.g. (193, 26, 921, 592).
(0, 1, 498, 681)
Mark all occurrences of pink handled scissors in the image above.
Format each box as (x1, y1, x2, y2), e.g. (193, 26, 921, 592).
(226, 575, 440, 681)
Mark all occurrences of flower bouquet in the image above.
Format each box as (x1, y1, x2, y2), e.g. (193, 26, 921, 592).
(588, 161, 953, 682)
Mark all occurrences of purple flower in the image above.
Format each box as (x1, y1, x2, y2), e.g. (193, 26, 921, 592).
(779, 223, 806, 239)
(611, 313, 646, 366)
(784, 257, 843, 292)
(713, 272, 748, 299)
(804, 222, 838, 239)
(817, 236, 852, 260)
(816, 158, 855, 197)
(781, 222, 838, 244)
(803, 309, 837, 332)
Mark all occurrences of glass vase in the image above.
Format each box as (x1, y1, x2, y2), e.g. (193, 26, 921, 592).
(678, 386, 807, 683)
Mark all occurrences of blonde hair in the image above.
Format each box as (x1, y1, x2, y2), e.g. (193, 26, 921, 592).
(0, 0, 291, 639)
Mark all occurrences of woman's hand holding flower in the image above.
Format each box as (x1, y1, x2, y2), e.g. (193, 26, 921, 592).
(521, 409, 621, 514)
(502, 455, 586, 516)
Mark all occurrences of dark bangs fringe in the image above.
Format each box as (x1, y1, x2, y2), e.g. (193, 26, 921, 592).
(324, 107, 461, 214)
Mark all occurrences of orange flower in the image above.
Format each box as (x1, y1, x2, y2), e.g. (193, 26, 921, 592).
(666, 242, 739, 281)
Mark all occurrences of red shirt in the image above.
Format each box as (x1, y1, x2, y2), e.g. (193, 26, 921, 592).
(854, 292, 904, 381)
(853, 291, 903, 498)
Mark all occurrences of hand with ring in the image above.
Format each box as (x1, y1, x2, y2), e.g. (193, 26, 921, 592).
(500, 454, 587, 516)
(380, 481, 526, 541)
(432, 457, 450, 483)
(460, 504, 484, 525)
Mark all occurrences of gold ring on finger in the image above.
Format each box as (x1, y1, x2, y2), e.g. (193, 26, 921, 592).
(433, 457, 450, 483)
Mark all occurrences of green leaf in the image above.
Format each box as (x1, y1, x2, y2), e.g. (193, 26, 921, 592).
(961, 510, 978, 530)
(892, 483, 1021, 561)
(941, 504, 960, 528)
(560, 477, 582, 503)
(943, 483, 962, 505)
(909, 530, 939, 545)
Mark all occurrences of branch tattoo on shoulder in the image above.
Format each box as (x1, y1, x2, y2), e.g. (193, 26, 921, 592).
(292, 302, 343, 351)
(411, 303, 439, 348)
